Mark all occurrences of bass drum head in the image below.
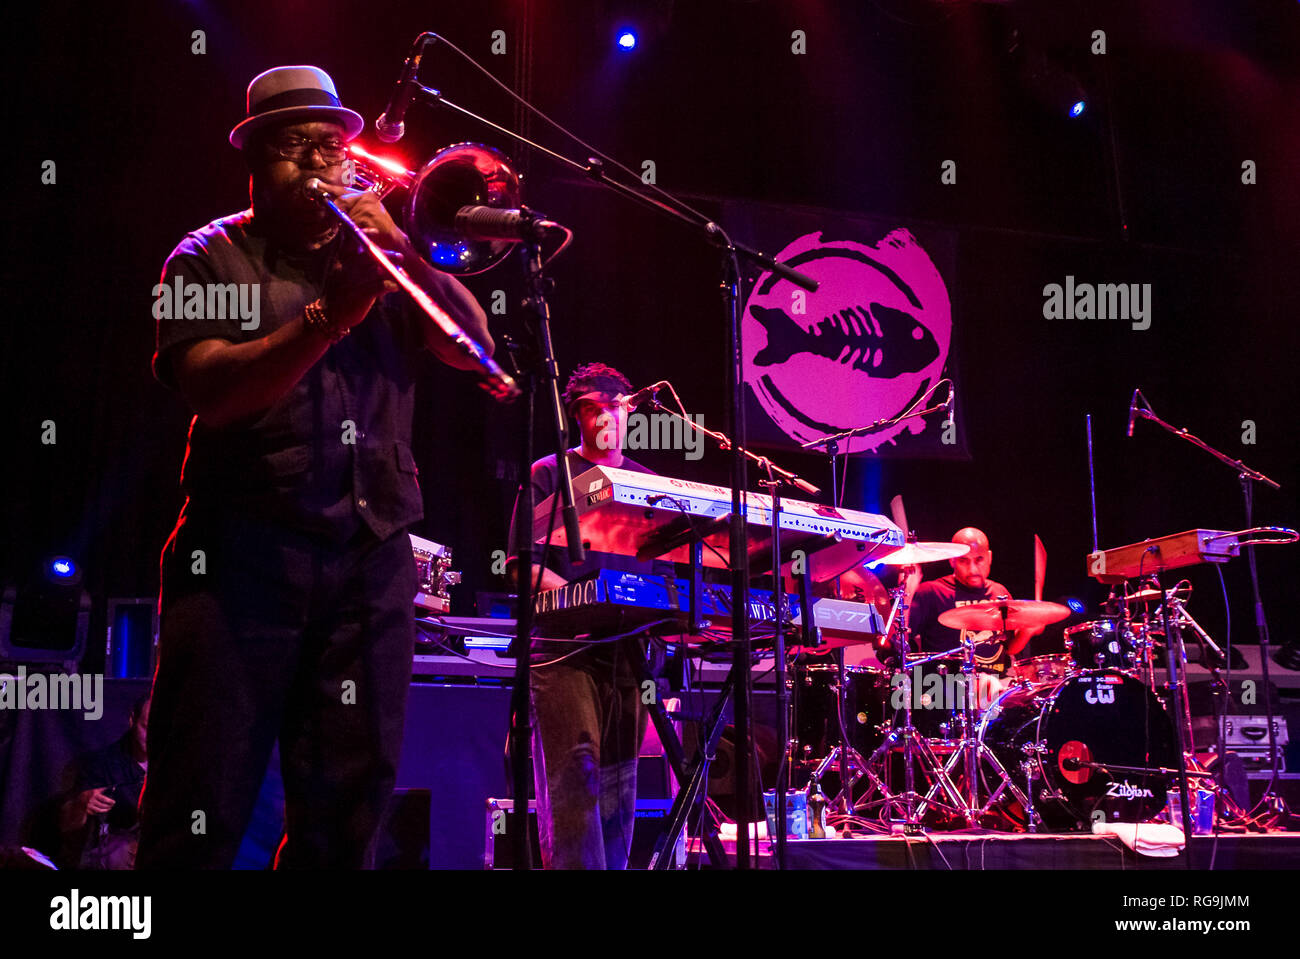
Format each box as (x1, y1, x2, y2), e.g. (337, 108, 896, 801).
(980, 671, 1176, 831)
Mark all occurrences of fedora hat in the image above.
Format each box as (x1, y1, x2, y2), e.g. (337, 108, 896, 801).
(228, 65, 365, 149)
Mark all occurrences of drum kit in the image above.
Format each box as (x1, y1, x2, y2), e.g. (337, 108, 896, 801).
(787, 539, 1215, 834)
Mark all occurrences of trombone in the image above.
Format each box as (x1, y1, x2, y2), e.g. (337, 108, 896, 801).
(303, 141, 525, 401)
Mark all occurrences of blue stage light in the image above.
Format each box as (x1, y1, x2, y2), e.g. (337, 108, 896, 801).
(1067, 597, 1086, 614)
(49, 557, 76, 578)
(617, 30, 637, 50)
(1070, 100, 1087, 117)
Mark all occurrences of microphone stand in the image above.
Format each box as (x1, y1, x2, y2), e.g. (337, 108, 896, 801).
(1131, 393, 1289, 825)
(387, 37, 817, 868)
(505, 224, 586, 870)
(799, 380, 954, 455)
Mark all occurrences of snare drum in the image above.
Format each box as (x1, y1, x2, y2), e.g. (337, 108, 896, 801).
(1064, 618, 1144, 673)
(1008, 653, 1074, 685)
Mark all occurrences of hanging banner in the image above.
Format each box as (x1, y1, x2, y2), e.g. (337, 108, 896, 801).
(723, 201, 964, 459)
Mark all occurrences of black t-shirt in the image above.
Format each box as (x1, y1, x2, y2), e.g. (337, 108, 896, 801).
(908, 574, 1016, 675)
(153, 210, 428, 542)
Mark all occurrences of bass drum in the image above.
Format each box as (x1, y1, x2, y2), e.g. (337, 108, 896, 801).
(978, 671, 1176, 831)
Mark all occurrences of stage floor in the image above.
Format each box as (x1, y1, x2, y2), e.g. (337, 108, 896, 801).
(691, 830, 1300, 870)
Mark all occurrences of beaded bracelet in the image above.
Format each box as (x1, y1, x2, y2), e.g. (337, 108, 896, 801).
(303, 298, 349, 343)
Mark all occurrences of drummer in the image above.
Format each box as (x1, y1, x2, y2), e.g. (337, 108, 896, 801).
(904, 528, 1043, 707)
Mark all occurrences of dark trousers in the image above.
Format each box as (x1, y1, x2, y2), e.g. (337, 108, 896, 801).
(136, 505, 417, 869)
(530, 639, 648, 869)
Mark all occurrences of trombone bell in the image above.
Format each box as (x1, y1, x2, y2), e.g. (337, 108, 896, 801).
(344, 141, 522, 276)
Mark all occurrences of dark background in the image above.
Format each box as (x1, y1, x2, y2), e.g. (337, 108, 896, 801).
(5, 0, 1297, 657)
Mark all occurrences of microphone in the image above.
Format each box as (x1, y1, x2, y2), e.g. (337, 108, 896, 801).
(453, 205, 563, 241)
(621, 381, 668, 411)
(1126, 388, 1140, 437)
(375, 38, 431, 143)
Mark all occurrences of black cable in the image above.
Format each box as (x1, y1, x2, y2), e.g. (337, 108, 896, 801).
(649, 494, 732, 571)
(431, 34, 716, 228)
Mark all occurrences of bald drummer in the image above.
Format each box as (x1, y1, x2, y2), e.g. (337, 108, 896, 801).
(903, 528, 1043, 706)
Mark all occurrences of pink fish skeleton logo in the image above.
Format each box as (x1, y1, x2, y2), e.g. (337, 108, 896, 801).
(743, 229, 952, 453)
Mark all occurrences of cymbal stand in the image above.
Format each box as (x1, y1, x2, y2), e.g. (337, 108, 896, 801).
(852, 590, 966, 828)
(913, 622, 1036, 830)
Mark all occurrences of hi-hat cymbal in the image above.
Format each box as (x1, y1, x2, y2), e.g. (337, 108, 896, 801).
(876, 541, 971, 565)
(938, 599, 1071, 632)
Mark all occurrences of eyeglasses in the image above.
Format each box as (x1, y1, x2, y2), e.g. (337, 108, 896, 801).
(268, 134, 348, 164)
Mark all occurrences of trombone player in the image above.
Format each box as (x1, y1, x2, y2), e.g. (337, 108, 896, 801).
(138, 65, 492, 868)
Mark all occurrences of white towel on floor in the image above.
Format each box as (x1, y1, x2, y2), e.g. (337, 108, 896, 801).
(1092, 821, 1185, 856)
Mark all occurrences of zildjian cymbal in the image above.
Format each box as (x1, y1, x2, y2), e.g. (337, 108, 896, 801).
(938, 599, 1071, 632)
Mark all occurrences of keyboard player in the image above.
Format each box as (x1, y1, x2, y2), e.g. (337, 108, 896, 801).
(505, 361, 668, 869)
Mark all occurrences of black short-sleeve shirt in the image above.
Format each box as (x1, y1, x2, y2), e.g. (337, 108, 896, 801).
(153, 210, 428, 542)
(908, 574, 1016, 675)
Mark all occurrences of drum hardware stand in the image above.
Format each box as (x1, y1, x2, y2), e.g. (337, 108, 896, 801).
(913, 630, 1036, 829)
(854, 595, 968, 827)
(1017, 750, 1044, 832)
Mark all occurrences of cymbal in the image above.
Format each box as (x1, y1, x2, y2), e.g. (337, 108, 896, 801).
(876, 541, 971, 566)
(1123, 584, 1191, 604)
(938, 599, 1071, 632)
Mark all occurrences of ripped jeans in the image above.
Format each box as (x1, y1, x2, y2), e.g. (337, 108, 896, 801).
(530, 638, 648, 869)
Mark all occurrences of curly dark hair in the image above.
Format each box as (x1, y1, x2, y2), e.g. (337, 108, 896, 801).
(562, 362, 632, 414)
